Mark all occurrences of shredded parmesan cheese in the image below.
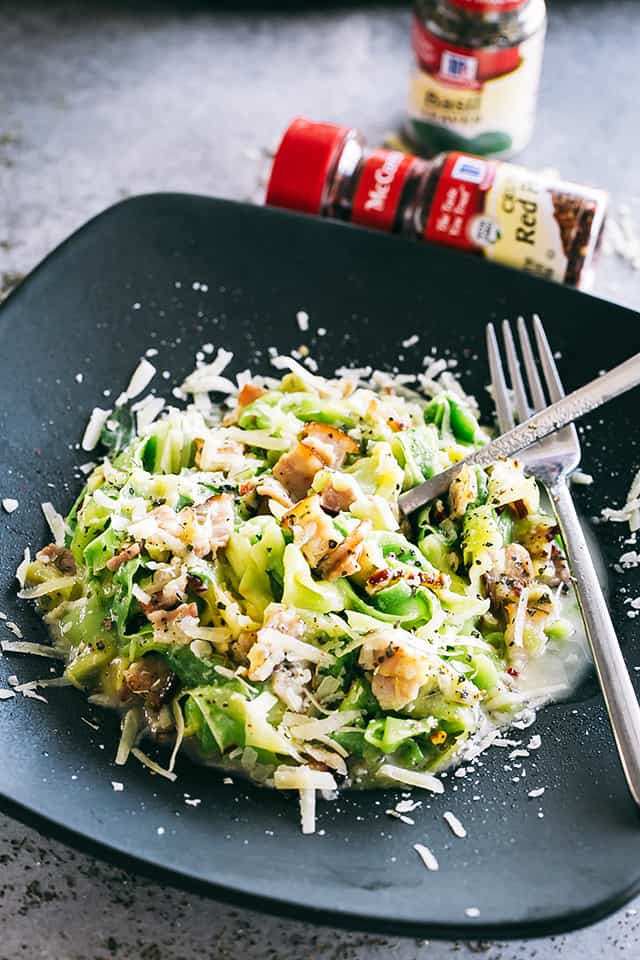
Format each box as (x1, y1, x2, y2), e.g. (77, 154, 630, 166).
(41, 501, 67, 547)
(378, 764, 444, 794)
(82, 407, 112, 451)
(0, 640, 65, 659)
(527, 787, 545, 798)
(443, 811, 467, 838)
(131, 746, 177, 782)
(115, 709, 141, 766)
(414, 843, 439, 872)
(125, 358, 157, 400)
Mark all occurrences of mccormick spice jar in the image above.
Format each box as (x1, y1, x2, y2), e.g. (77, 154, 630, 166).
(408, 0, 546, 157)
(265, 118, 607, 288)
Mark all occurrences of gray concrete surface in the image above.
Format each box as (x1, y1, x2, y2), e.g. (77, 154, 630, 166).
(1, 2, 639, 958)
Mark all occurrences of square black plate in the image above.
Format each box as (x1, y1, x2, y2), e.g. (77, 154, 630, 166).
(1, 195, 640, 940)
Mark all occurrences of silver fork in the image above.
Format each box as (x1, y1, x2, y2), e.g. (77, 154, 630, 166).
(488, 314, 640, 808)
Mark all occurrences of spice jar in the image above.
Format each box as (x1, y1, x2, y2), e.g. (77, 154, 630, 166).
(265, 118, 607, 289)
(408, 0, 547, 157)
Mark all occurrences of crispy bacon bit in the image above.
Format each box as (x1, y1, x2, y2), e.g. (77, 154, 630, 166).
(282, 494, 338, 567)
(193, 493, 235, 551)
(360, 638, 431, 711)
(147, 601, 198, 629)
(510, 499, 529, 519)
(517, 516, 559, 562)
(300, 422, 359, 468)
(418, 568, 449, 591)
(507, 666, 520, 678)
(146, 602, 198, 645)
(124, 655, 176, 708)
(386, 416, 408, 433)
(273, 423, 358, 502)
(545, 543, 571, 586)
(237, 382, 267, 409)
(246, 605, 307, 682)
(141, 571, 188, 614)
(317, 520, 371, 581)
(255, 476, 294, 509)
(186, 573, 208, 595)
(503, 543, 534, 582)
(36, 544, 77, 575)
(273, 443, 326, 502)
(195, 433, 244, 473)
(318, 473, 359, 514)
(106, 542, 141, 572)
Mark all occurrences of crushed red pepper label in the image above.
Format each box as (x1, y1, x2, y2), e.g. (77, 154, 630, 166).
(424, 152, 575, 282)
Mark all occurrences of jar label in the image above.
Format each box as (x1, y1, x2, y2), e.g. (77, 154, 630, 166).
(408, 16, 545, 156)
(351, 150, 416, 231)
(424, 153, 605, 284)
(447, 0, 527, 12)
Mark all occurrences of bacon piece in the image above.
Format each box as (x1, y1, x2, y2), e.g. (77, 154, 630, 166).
(237, 383, 267, 409)
(273, 443, 326, 502)
(194, 493, 234, 551)
(36, 544, 77, 575)
(282, 494, 338, 567)
(317, 520, 371, 581)
(300, 422, 359, 468)
(319, 472, 359, 514)
(252, 475, 294, 509)
(106, 542, 141, 572)
(124, 655, 176, 708)
(273, 422, 358, 501)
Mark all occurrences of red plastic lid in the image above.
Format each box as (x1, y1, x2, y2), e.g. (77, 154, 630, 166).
(265, 118, 352, 215)
(446, 0, 527, 11)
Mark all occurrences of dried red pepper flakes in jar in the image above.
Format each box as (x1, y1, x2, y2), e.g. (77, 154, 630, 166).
(266, 117, 607, 289)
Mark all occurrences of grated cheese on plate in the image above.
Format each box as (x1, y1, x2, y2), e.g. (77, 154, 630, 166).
(414, 843, 439, 872)
(443, 811, 467, 838)
(82, 407, 112, 451)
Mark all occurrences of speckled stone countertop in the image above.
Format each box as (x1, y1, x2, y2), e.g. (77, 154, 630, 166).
(1, 2, 639, 958)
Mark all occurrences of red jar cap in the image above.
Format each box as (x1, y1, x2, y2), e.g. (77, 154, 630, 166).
(446, 0, 527, 11)
(265, 118, 352, 215)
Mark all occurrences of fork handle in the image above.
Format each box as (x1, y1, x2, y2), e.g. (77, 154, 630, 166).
(551, 481, 640, 807)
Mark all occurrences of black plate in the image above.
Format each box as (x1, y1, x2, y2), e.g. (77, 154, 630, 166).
(1, 195, 640, 940)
